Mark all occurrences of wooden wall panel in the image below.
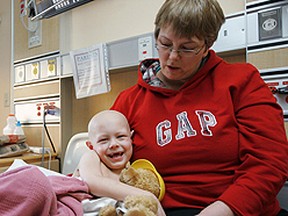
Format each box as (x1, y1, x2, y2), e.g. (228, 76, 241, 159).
(22, 125, 60, 152)
(247, 47, 288, 70)
(285, 122, 288, 138)
(218, 49, 246, 63)
(14, 80, 60, 100)
(71, 68, 138, 134)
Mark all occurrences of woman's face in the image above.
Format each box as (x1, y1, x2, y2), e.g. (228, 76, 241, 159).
(156, 25, 209, 84)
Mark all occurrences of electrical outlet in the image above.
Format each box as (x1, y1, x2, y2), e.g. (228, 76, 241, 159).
(138, 36, 153, 62)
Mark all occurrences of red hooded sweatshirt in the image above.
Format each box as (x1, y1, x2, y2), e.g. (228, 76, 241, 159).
(111, 50, 288, 216)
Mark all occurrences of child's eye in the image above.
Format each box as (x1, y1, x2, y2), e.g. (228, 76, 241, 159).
(98, 138, 108, 144)
(117, 135, 128, 140)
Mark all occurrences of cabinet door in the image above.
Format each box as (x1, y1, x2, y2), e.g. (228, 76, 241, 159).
(248, 47, 288, 70)
(212, 15, 246, 53)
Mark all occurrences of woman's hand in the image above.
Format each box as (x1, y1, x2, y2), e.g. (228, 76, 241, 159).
(196, 201, 235, 216)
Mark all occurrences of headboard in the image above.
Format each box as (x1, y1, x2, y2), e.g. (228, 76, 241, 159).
(62, 132, 89, 175)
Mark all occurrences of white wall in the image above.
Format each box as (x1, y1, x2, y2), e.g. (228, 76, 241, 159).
(60, 0, 164, 52)
(60, 0, 245, 52)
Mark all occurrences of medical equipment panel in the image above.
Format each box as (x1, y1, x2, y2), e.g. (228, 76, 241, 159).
(262, 71, 288, 118)
(14, 97, 60, 124)
(247, 1, 288, 46)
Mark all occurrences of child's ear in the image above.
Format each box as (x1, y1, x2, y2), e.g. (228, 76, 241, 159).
(130, 130, 135, 138)
(86, 141, 94, 150)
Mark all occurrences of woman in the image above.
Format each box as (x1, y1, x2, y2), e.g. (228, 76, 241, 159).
(111, 0, 288, 215)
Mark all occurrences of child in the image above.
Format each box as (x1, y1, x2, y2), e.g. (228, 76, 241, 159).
(74, 110, 166, 216)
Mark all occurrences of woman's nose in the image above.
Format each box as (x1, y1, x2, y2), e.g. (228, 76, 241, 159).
(169, 49, 181, 59)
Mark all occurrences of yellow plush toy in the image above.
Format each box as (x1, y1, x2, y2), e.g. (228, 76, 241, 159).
(99, 159, 165, 216)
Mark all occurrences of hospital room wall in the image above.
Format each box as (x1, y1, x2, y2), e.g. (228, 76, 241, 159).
(0, 0, 244, 133)
(66, 0, 245, 134)
(0, 0, 11, 131)
(3, 0, 248, 157)
(0, 0, 246, 168)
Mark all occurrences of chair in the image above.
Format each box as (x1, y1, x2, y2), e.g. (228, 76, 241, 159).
(62, 132, 89, 175)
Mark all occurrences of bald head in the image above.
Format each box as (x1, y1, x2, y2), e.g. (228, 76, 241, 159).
(88, 110, 131, 143)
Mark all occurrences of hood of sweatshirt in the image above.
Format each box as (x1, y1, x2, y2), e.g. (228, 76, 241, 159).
(137, 50, 223, 96)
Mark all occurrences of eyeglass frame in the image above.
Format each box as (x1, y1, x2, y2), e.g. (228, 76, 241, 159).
(155, 42, 205, 57)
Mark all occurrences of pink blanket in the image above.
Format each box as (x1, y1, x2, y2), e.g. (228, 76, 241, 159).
(0, 166, 92, 216)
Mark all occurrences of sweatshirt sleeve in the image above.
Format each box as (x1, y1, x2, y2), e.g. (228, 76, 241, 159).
(218, 64, 288, 215)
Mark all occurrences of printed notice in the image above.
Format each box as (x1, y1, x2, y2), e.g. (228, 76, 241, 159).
(70, 43, 110, 99)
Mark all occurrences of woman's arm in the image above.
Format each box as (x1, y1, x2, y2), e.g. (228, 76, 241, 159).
(214, 65, 288, 215)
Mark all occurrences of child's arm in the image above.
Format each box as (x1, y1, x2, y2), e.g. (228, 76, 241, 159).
(78, 151, 153, 200)
(78, 151, 166, 216)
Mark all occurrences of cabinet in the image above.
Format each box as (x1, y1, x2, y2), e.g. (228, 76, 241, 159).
(247, 0, 288, 71)
(13, 50, 74, 169)
(212, 14, 246, 53)
(246, 0, 288, 122)
(248, 47, 288, 70)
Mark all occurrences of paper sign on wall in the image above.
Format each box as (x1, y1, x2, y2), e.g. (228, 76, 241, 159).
(70, 43, 110, 99)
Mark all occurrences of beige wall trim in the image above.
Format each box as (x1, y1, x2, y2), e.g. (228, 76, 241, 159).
(14, 79, 60, 101)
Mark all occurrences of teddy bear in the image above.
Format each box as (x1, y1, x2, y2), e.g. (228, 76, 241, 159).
(99, 195, 158, 216)
(119, 163, 161, 198)
(99, 159, 165, 216)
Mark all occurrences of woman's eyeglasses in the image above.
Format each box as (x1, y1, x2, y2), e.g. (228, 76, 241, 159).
(155, 43, 204, 57)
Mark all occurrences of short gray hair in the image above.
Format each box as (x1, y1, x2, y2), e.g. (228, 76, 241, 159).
(154, 0, 225, 47)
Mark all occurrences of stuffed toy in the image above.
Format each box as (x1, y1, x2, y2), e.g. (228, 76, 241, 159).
(99, 159, 165, 216)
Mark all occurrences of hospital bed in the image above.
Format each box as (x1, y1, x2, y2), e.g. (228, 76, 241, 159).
(62, 132, 89, 175)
